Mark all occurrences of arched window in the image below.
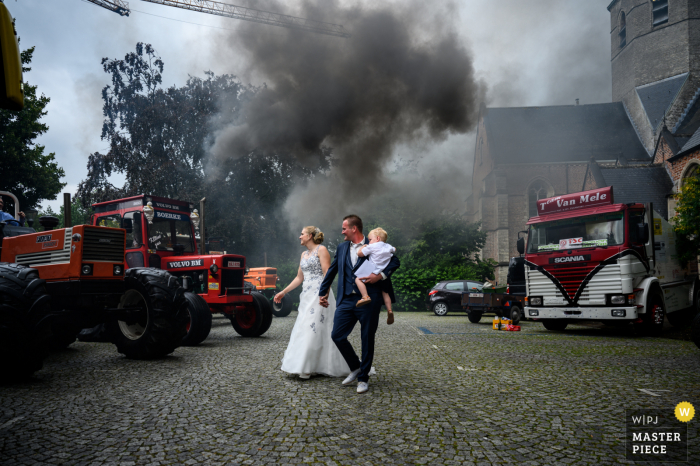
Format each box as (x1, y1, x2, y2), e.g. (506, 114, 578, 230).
(652, 0, 668, 26)
(528, 179, 551, 218)
(619, 12, 627, 47)
(683, 163, 699, 184)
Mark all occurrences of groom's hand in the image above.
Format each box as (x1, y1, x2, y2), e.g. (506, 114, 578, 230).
(319, 294, 329, 308)
(358, 273, 381, 285)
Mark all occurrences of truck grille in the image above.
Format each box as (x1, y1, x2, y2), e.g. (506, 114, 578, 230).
(527, 264, 623, 305)
(15, 228, 72, 267)
(83, 227, 125, 263)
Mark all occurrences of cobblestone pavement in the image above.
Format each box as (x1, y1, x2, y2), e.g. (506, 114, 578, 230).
(1, 312, 699, 465)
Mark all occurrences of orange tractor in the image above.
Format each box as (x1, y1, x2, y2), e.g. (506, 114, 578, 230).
(244, 267, 293, 317)
(89, 194, 273, 345)
(0, 191, 188, 381)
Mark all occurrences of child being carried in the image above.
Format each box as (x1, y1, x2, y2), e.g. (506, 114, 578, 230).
(355, 227, 396, 325)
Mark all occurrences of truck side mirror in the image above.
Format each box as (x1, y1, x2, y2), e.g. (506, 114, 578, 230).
(638, 223, 649, 244)
(123, 218, 133, 233)
(516, 237, 525, 255)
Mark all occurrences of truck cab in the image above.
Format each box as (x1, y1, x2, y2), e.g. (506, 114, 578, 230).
(522, 187, 698, 335)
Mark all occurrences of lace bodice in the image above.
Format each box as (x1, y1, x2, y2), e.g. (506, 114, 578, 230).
(300, 247, 324, 294)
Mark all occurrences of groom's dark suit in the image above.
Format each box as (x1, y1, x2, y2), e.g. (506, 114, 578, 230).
(319, 237, 400, 383)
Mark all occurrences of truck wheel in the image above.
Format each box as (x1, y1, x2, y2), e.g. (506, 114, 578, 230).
(542, 320, 568, 331)
(635, 291, 665, 337)
(509, 305, 522, 325)
(231, 297, 266, 337)
(181, 292, 212, 346)
(107, 268, 188, 359)
(691, 313, 700, 349)
(252, 292, 273, 335)
(0, 263, 52, 381)
(467, 311, 482, 323)
(432, 302, 448, 316)
(272, 294, 293, 317)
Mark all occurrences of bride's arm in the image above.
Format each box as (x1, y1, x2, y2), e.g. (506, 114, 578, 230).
(274, 263, 304, 302)
(319, 246, 331, 276)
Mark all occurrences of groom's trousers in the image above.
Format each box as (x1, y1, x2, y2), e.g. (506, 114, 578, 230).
(331, 293, 382, 383)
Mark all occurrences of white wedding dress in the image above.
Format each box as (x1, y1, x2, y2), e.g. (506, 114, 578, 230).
(281, 247, 351, 377)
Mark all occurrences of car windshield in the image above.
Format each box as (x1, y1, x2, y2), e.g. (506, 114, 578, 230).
(147, 211, 195, 252)
(527, 212, 625, 253)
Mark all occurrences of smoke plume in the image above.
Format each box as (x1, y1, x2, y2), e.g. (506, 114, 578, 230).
(206, 0, 484, 228)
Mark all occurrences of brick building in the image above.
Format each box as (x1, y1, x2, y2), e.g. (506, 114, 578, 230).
(468, 0, 700, 282)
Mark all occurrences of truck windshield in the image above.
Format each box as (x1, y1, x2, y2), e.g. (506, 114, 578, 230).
(527, 212, 625, 253)
(147, 212, 195, 252)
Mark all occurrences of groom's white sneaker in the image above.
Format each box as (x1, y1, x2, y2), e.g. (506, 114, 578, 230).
(357, 382, 369, 394)
(342, 368, 361, 385)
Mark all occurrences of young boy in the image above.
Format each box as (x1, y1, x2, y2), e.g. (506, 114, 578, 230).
(355, 227, 396, 325)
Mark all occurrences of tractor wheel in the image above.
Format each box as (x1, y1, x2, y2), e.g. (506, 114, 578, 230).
(691, 313, 700, 350)
(181, 292, 212, 346)
(231, 296, 266, 337)
(107, 268, 188, 359)
(0, 263, 52, 381)
(253, 292, 273, 335)
(635, 290, 665, 337)
(272, 294, 293, 317)
(542, 320, 568, 331)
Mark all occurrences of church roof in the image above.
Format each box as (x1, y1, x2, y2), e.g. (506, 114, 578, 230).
(483, 102, 650, 164)
(679, 127, 700, 155)
(635, 73, 689, 130)
(598, 166, 673, 219)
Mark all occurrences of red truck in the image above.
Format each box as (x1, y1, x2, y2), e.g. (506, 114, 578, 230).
(520, 187, 698, 336)
(90, 195, 272, 345)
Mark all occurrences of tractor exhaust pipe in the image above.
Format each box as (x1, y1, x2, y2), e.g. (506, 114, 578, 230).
(199, 197, 206, 255)
(64, 193, 72, 228)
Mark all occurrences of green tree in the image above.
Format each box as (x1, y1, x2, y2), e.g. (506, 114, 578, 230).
(0, 46, 65, 212)
(36, 197, 93, 231)
(673, 174, 700, 265)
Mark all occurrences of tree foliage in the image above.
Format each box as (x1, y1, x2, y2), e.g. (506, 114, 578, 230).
(0, 46, 65, 211)
(37, 196, 93, 231)
(673, 174, 700, 265)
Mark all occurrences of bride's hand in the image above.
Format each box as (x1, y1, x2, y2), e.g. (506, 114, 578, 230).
(274, 292, 285, 303)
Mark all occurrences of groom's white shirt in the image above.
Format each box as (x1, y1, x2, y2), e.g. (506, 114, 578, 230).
(349, 236, 366, 267)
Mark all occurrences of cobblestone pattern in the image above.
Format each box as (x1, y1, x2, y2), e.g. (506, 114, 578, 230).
(1, 313, 699, 465)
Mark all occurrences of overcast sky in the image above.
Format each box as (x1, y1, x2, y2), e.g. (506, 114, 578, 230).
(10, 0, 612, 212)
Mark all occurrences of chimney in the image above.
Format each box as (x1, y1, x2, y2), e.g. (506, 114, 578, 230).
(575, 98, 580, 106)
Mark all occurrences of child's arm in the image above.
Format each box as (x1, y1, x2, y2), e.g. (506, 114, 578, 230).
(357, 244, 368, 257)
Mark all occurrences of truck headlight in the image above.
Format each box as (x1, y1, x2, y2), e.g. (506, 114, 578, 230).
(530, 297, 542, 306)
(529, 309, 539, 316)
(610, 295, 626, 305)
(611, 309, 626, 317)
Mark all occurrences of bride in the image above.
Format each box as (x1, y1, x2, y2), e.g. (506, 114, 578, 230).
(275, 226, 350, 379)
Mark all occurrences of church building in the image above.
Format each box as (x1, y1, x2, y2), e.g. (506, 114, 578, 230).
(467, 0, 700, 281)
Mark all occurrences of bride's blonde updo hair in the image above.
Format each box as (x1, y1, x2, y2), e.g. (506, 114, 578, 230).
(303, 226, 324, 244)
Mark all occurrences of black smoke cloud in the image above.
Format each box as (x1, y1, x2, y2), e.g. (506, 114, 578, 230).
(206, 0, 485, 227)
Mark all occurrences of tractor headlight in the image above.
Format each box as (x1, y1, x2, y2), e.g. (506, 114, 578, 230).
(81, 264, 93, 276)
(210, 263, 218, 274)
(113, 265, 123, 276)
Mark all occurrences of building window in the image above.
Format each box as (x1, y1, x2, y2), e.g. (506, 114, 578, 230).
(652, 0, 668, 26)
(619, 12, 627, 48)
(683, 163, 699, 184)
(528, 180, 550, 218)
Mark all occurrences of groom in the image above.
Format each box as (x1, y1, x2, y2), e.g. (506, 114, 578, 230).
(318, 214, 400, 394)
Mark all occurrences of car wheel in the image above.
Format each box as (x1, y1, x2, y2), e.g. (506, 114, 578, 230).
(432, 302, 448, 316)
(509, 305, 522, 325)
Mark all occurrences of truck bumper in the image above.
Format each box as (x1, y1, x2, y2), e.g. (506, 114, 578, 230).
(524, 306, 639, 320)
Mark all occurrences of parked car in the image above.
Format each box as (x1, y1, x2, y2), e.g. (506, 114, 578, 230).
(426, 280, 483, 316)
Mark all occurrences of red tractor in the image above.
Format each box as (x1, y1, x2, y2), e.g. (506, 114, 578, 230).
(89, 195, 273, 345)
(0, 191, 188, 381)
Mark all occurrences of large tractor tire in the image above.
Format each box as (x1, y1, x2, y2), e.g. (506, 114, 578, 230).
(635, 290, 665, 337)
(181, 292, 212, 346)
(106, 268, 188, 359)
(0, 263, 52, 381)
(691, 313, 700, 350)
(253, 291, 273, 335)
(272, 293, 293, 317)
(230, 292, 272, 337)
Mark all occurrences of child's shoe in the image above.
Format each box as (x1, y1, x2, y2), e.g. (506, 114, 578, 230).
(356, 296, 372, 307)
(387, 310, 394, 325)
